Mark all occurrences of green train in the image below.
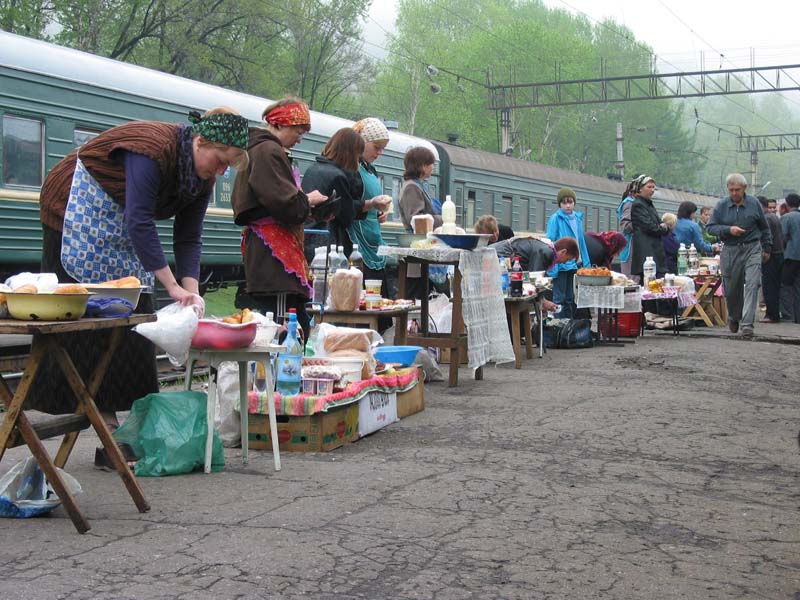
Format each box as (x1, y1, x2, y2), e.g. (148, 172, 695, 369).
(0, 31, 718, 286)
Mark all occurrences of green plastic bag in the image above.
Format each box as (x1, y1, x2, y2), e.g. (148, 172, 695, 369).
(113, 391, 224, 476)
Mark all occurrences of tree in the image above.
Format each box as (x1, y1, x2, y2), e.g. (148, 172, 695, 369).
(0, 0, 52, 37)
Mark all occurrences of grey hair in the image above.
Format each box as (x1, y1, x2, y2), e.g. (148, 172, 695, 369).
(725, 173, 748, 187)
(661, 212, 677, 229)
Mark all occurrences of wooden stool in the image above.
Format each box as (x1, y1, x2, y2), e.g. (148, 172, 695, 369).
(682, 276, 725, 327)
(504, 296, 535, 368)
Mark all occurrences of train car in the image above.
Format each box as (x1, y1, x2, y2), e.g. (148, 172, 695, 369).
(432, 140, 720, 234)
(0, 31, 435, 285)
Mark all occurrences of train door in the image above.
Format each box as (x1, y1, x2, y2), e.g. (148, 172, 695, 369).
(500, 195, 513, 228)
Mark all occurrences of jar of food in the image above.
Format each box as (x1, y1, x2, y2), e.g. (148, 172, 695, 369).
(365, 293, 382, 310)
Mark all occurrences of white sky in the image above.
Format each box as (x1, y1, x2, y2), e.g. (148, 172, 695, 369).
(364, 0, 800, 73)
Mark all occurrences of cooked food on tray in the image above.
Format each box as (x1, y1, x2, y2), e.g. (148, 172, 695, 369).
(577, 266, 611, 277)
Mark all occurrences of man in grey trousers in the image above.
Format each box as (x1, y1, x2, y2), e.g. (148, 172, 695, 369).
(707, 173, 772, 338)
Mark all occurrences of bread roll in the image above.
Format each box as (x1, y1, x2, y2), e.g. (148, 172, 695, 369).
(97, 276, 141, 288)
(54, 284, 89, 294)
(13, 284, 38, 294)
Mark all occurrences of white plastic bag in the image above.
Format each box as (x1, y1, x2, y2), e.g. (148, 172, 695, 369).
(0, 457, 82, 518)
(313, 323, 383, 357)
(133, 302, 200, 365)
(215, 362, 244, 447)
(5, 272, 59, 292)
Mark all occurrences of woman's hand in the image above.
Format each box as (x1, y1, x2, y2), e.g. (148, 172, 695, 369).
(377, 211, 388, 224)
(369, 195, 392, 212)
(307, 190, 328, 207)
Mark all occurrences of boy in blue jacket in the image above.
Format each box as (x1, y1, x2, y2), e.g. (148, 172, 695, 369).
(546, 187, 591, 318)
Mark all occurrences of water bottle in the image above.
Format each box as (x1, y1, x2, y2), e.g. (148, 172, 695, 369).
(688, 243, 698, 272)
(276, 310, 302, 396)
(643, 256, 656, 287)
(441, 195, 457, 234)
(677, 243, 688, 275)
(336, 245, 347, 269)
(311, 247, 328, 304)
(510, 255, 524, 297)
(499, 257, 510, 295)
(349, 243, 363, 272)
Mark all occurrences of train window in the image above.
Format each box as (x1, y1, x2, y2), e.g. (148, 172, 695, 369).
(535, 199, 546, 232)
(500, 195, 513, 227)
(519, 197, 530, 230)
(391, 177, 402, 222)
(2, 114, 43, 187)
(466, 190, 476, 228)
(74, 128, 100, 148)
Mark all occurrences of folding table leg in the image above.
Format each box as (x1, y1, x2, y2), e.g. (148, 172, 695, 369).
(264, 359, 281, 471)
(523, 310, 534, 359)
(204, 361, 218, 474)
(237, 360, 249, 465)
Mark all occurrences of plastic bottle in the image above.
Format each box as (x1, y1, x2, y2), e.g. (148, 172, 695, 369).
(499, 257, 510, 295)
(276, 310, 302, 396)
(336, 245, 347, 269)
(677, 243, 688, 275)
(643, 256, 656, 287)
(349, 243, 363, 272)
(310, 247, 328, 304)
(510, 255, 524, 297)
(441, 194, 457, 234)
(328, 244, 339, 270)
(688, 243, 698, 272)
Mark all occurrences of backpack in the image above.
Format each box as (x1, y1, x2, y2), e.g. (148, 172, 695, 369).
(535, 318, 594, 350)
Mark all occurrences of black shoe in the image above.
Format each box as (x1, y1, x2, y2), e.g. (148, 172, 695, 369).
(94, 444, 138, 472)
(728, 320, 739, 333)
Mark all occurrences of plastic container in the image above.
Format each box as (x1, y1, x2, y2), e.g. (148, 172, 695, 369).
(643, 256, 656, 287)
(276, 310, 302, 396)
(365, 279, 382, 295)
(600, 312, 642, 338)
(365, 293, 381, 310)
(324, 356, 365, 386)
(373, 345, 423, 367)
(441, 195, 457, 234)
(191, 319, 257, 349)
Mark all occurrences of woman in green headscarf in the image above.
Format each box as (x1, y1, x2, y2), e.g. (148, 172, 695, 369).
(348, 118, 393, 297)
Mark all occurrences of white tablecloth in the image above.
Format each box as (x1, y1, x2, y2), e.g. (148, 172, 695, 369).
(378, 246, 515, 369)
(576, 285, 625, 309)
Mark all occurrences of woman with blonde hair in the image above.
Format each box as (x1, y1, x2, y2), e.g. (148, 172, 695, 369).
(661, 212, 680, 274)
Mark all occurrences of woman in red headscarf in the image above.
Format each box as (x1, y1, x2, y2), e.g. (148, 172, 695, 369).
(231, 96, 327, 335)
(585, 231, 629, 269)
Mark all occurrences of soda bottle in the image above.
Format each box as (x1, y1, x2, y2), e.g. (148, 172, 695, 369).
(499, 257, 510, 295)
(510, 255, 524, 297)
(275, 310, 302, 396)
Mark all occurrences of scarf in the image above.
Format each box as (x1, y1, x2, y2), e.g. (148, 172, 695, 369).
(188, 110, 249, 149)
(243, 217, 312, 298)
(264, 103, 311, 128)
(587, 231, 628, 268)
(175, 124, 212, 204)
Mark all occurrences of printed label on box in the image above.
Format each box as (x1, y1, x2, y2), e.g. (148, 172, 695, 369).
(358, 391, 398, 437)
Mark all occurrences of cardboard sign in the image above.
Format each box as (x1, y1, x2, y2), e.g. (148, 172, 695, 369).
(358, 391, 398, 437)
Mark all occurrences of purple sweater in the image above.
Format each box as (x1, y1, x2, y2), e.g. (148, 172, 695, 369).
(122, 152, 207, 281)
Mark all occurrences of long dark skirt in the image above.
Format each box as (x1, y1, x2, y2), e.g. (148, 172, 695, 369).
(24, 225, 158, 415)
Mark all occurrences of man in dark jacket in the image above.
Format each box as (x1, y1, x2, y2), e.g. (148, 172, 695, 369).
(757, 195, 784, 323)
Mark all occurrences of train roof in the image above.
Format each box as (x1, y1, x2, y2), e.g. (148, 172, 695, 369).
(433, 141, 719, 205)
(0, 31, 437, 158)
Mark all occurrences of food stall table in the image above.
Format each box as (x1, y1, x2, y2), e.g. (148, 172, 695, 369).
(504, 295, 538, 367)
(641, 288, 697, 335)
(576, 284, 628, 346)
(0, 315, 155, 534)
(184, 344, 284, 473)
(379, 246, 514, 386)
(307, 305, 420, 345)
(681, 275, 725, 327)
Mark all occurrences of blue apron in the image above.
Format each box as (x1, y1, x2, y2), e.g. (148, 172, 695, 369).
(60, 158, 155, 288)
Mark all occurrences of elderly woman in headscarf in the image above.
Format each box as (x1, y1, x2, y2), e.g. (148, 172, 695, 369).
(32, 107, 250, 465)
(348, 117, 394, 296)
(630, 174, 669, 281)
(231, 96, 327, 336)
(585, 231, 628, 270)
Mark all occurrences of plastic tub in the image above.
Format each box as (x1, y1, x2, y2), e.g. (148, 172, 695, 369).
(365, 280, 382, 295)
(599, 312, 642, 338)
(191, 319, 257, 349)
(374, 345, 423, 367)
(324, 356, 365, 386)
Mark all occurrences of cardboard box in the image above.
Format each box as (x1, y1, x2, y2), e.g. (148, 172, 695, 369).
(397, 368, 425, 418)
(248, 401, 359, 452)
(358, 391, 398, 437)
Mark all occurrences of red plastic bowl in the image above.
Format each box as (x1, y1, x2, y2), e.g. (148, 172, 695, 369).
(190, 319, 257, 350)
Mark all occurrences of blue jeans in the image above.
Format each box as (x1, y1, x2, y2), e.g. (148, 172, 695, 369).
(552, 269, 576, 319)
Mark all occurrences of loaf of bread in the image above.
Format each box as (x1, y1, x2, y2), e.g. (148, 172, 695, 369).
(54, 284, 89, 294)
(13, 283, 38, 294)
(96, 276, 141, 288)
(323, 331, 372, 354)
(329, 268, 362, 311)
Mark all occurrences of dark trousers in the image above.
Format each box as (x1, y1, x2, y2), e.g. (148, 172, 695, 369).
(761, 253, 783, 320)
(781, 258, 800, 323)
(552, 269, 576, 319)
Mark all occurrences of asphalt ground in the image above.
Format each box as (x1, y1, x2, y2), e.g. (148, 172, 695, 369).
(1, 321, 799, 599)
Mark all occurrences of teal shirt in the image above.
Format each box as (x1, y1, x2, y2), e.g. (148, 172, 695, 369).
(347, 162, 386, 270)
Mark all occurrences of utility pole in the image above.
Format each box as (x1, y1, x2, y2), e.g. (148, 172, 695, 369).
(500, 108, 512, 155)
(750, 150, 758, 193)
(615, 123, 624, 180)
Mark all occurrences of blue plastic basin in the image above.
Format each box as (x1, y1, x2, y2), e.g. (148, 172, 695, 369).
(374, 345, 423, 367)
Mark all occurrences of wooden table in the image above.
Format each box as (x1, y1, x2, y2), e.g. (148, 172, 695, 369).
(184, 344, 284, 473)
(504, 295, 537, 368)
(0, 315, 155, 533)
(397, 256, 483, 387)
(682, 275, 725, 327)
(307, 305, 419, 345)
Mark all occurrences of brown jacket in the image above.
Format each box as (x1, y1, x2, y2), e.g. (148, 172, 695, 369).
(39, 122, 205, 231)
(399, 179, 443, 233)
(231, 128, 311, 297)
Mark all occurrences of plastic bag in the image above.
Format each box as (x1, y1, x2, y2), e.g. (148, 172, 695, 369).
(0, 457, 82, 518)
(133, 302, 199, 365)
(313, 323, 383, 357)
(215, 362, 244, 447)
(327, 268, 363, 311)
(113, 391, 224, 476)
(5, 272, 59, 292)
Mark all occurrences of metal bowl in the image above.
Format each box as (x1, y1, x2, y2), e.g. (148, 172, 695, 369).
(5, 292, 90, 321)
(575, 274, 612, 286)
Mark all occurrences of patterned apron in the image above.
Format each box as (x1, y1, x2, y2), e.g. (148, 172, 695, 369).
(60, 158, 155, 288)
